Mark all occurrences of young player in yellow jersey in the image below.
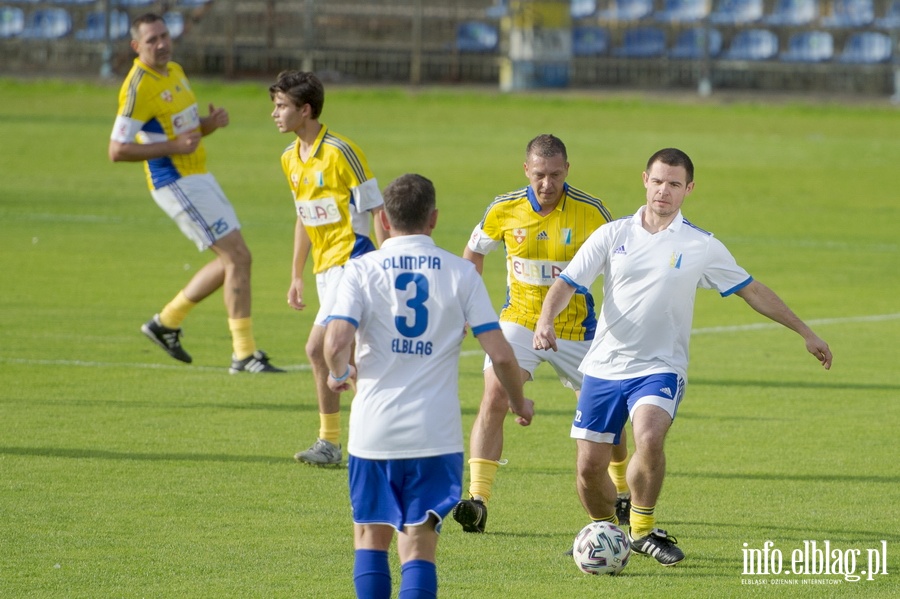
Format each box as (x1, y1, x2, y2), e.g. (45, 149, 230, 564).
(269, 70, 386, 466)
(109, 13, 283, 374)
(453, 135, 630, 533)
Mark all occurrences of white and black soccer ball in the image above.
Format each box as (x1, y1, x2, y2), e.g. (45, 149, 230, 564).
(572, 521, 632, 576)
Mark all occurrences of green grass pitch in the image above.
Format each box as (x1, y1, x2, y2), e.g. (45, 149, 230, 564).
(1, 78, 898, 598)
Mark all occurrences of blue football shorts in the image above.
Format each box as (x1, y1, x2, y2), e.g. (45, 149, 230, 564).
(348, 453, 464, 532)
(571, 373, 686, 444)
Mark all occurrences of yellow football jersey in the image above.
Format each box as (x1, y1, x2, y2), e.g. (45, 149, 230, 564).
(280, 125, 383, 274)
(467, 184, 612, 340)
(113, 59, 206, 190)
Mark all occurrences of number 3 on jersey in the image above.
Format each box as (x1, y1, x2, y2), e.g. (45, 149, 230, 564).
(394, 273, 429, 338)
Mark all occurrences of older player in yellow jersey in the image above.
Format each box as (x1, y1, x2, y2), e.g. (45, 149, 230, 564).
(453, 135, 630, 533)
(109, 13, 283, 374)
(269, 70, 386, 466)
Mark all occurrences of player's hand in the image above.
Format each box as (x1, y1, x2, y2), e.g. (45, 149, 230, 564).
(532, 322, 558, 352)
(287, 279, 305, 311)
(806, 335, 833, 370)
(326, 364, 357, 393)
(207, 103, 229, 129)
(172, 130, 202, 155)
(510, 398, 535, 426)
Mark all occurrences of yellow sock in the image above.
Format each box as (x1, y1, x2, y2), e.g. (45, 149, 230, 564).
(590, 512, 618, 524)
(468, 458, 500, 504)
(159, 290, 197, 329)
(228, 317, 257, 360)
(319, 412, 340, 446)
(608, 458, 630, 495)
(629, 503, 656, 539)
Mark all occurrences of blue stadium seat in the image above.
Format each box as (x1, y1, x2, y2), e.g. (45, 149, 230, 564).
(114, 0, 155, 7)
(613, 26, 666, 57)
(837, 31, 891, 63)
(722, 28, 779, 60)
(875, 0, 900, 28)
(571, 0, 597, 19)
(708, 0, 764, 24)
(573, 25, 609, 55)
(668, 27, 723, 59)
(178, 0, 213, 6)
(820, 0, 874, 27)
(596, 0, 653, 21)
(0, 7, 24, 38)
(456, 21, 498, 53)
(75, 10, 129, 41)
(778, 30, 834, 62)
(763, 0, 818, 26)
(163, 11, 184, 39)
(20, 8, 72, 39)
(654, 0, 709, 23)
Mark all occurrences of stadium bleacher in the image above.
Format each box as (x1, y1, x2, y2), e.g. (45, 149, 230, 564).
(0, 0, 897, 97)
(778, 30, 835, 61)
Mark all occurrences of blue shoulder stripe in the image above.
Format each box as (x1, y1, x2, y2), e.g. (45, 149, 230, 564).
(683, 218, 712, 236)
(323, 133, 368, 182)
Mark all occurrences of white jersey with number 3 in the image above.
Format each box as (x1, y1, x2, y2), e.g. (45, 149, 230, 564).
(327, 234, 501, 460)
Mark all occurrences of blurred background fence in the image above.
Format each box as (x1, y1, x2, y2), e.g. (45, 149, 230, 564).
(1, 0, 898, 98)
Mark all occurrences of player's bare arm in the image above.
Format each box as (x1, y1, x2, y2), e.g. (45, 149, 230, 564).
(462, 246, 486, 275)
(200, 103, 229, 136)
(108, 131, 202, 163)
(533, 277, 577, 352)
(288, 219, 311, 310)
(735, 280, 833, 369)
(323, 318, 358, 393)
(476, 328, 534, 426)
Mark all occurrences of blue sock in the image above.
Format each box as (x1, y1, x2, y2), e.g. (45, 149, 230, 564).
(353, 549, 391, 599)
(399, 559, 437, 599)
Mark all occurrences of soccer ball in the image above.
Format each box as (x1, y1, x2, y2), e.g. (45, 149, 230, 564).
(572, 521, 631, 576)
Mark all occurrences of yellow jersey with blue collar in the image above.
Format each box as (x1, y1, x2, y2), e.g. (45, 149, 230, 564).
(467, 183, 612, 340)
(280, 124, 383, 274)
(111, 59, 206, 190)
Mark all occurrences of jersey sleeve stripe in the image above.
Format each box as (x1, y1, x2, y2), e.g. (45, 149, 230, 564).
(122, 70, 143, 118)
(471, 321, 501, 336)
(323, 133, 368, 182)
(324, 314, 360, 328)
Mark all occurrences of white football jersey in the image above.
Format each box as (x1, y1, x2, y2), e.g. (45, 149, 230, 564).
(328, 234, 501, 460)
(561, 207, 752, 380)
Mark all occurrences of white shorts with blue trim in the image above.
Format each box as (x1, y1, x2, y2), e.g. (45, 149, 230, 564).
(348, 453, 464, 532)
(484, 322, 591, 391)
(313, 265, 345, 326)
(571, 373, 686, 444)
(150, 173, 240, 251)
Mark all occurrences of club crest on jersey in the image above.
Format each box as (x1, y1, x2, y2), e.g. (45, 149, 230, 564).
(670, 252, 683, 269)
(316, 171, 324, 187)
(161, 90, 173, 103)
(291, 174, 300, 187)
(561, 228, 572, 244)
(512, 228, 527, 244)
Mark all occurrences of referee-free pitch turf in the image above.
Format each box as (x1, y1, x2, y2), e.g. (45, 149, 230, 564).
(1, 78, 898, 598)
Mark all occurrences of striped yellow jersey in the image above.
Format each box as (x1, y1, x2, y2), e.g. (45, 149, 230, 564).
(280, 125, 383, 274)
(467, 184, 612, 340)
(111, 59, 206, 190)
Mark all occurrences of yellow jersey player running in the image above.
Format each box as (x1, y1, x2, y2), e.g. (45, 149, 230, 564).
(453, 134, 629, 533)
(109, 13, 283, 374)
(268, 70, 386, 466)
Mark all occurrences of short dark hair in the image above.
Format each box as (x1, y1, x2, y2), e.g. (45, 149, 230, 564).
(382, 174, 436, 233)
(647, 148, 695, 183)
(268, 71, 325, 119)
(526, 134, 567, 162)
(131, 13, 165, 40)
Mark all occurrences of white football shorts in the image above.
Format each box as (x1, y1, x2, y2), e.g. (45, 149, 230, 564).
(150, 173, 241, 251)
(313, 264, 345, 326)
(484, 321, 591, 391)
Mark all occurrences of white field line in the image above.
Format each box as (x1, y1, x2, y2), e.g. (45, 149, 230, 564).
(2, 313, 898, 369)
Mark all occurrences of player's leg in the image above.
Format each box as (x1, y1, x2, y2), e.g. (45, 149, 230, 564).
(624, 374, 685, 565)
(396, 453, 461, 598)
(295, 323, 343, 464)
(609, 426, 632, 525)
(354, 524, 395, 599)
(575, 439, 618, 522)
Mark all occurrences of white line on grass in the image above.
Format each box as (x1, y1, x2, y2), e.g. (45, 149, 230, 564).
(3, 313, 898, 370)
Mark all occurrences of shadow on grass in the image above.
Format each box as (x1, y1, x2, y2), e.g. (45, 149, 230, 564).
(667, 471, 899, 485)
(0, 445, 347, 466)
(690, 377, 900, 392)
